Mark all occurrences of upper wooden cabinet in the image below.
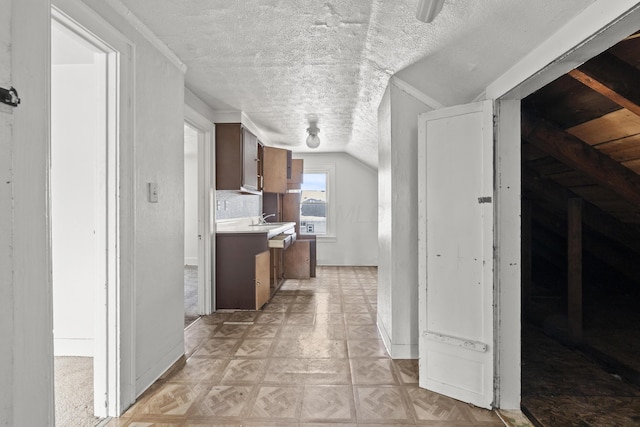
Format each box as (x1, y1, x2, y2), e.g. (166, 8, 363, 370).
(262, 146, 288, 193)
(287, 158, 304, 190)
(215, 123, 262, 192)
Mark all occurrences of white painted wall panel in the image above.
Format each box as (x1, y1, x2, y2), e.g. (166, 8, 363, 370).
(10, 0, 54, 424)
(377, 86, 393, 347)
(377, 80, 432, 358)
(58, 0, 187, 397)
(0, 1, 13, 423)
(293, 152, 378, 267)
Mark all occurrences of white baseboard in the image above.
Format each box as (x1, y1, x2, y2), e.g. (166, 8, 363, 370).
(54, 338, 93, 357)
(376, 319, 418, 359)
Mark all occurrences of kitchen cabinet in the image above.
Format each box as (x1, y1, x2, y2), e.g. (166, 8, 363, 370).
(216, 233, 269, 309)
(287, 158, 304, 190)
(283, 192, 301, 234)
(262, 146, 288, 193)
(255, 250, 270, 310)
(215, 123, 262, 192)
(284, 240, 310, 279)
(298, 234, 316, 277)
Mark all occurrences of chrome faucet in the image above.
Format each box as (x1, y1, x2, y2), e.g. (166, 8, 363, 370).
(260, 213, 276, 224)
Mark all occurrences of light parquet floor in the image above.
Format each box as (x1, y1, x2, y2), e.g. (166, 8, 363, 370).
(107, 266, 504, 426)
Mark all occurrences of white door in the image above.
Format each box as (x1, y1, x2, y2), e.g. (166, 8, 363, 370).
(417, 100, 494, 408)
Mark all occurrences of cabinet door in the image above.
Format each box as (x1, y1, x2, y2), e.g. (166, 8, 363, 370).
(263, 146, 288, 193)
(242, 128, 259, 191)
(287, 159, 304, 189)
(255, 250, 271, 309)
(284, 240, 310, 279)
(283, 192, 301, 234)
(215, 123, 243, 190)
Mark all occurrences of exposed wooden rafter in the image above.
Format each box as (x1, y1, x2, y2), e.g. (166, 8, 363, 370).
(522, 165, 640, 256)
(531, 204, 640, 285)
(568, 52, 640, 117)
(522, 111, 640, 207)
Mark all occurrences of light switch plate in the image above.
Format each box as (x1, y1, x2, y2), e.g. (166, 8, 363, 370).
(148, 182, 158, 203)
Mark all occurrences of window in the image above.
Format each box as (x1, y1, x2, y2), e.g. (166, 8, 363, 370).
(300, 172, 327, 236)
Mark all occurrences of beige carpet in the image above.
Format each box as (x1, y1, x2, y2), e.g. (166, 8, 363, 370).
(55, 356, 103, 427)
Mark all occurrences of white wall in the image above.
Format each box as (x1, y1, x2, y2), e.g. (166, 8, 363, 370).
(0, 1, 15, 425)
(292, 152, 378, 266)
(6, 0, 55, 425)
(54, 0, 187, 398)
(184, 124, 198, 265)
(377, 79, 433, 359)
(51, 26, 105, 357)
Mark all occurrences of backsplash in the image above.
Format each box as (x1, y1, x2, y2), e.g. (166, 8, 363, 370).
(215, 190, 261, 220)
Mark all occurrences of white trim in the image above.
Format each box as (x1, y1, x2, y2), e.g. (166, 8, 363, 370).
(493, 100, 521, 410)
(51, 1, 137, 415)
(103, 0, 186, 73)
(391, 76, 444, 109)
(486, 0, 640, 100)
(185, 103, 215, 315)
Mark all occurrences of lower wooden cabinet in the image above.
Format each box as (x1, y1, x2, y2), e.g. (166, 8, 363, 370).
(216, 233, 270, 310)
(284, 240, 310, 279)
(255, 250, 270, 309)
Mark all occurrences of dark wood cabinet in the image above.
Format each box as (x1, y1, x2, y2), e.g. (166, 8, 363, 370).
(215, 123, 262, 192)
(216, 233, 270, 309)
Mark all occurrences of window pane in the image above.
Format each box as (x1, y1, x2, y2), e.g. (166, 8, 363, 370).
(300, 173, 326, 235)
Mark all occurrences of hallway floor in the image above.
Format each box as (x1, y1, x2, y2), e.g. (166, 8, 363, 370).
(107, 266, 503, 426)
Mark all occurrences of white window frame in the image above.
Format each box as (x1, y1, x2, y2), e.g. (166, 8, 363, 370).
(300, 163, 336, 241)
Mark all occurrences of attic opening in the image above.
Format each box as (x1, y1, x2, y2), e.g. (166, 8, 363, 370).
(520, 30, 640, 426)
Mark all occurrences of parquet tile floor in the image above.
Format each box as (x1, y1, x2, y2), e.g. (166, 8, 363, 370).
(107, 266, 504, 426)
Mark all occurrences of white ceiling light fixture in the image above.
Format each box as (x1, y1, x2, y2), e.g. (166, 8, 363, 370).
(416, 0, 445, 23)
(306, 125, 320, 149)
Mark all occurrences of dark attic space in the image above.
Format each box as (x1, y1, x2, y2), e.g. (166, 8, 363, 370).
(520, 30, 640, 426)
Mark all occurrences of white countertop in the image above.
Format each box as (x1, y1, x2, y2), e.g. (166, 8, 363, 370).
(216, 217, 296, 239)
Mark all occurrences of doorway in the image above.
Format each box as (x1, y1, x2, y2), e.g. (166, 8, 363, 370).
(184, 122, 200, 327)
(51, 7, 121, 422)
(519, 30, 640, 426)
(184, 105, 215, 323)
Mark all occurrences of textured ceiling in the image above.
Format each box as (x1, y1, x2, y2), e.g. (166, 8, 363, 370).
(118, 0, 596, 168)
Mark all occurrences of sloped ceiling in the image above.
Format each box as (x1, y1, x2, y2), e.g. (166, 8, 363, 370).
(117, 0, 596, 168)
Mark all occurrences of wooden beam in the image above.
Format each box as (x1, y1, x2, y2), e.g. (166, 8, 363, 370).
(522, 165, 640, 256)
(522, 111, 640, 207)
(568, 52, 640, 117)
(531, 203, 640, 285)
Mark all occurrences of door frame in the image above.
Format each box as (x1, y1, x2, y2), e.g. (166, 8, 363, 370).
(185, 104, 214, 314)
(487, 1, 640, 409)
(51, 0, 136, 416)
